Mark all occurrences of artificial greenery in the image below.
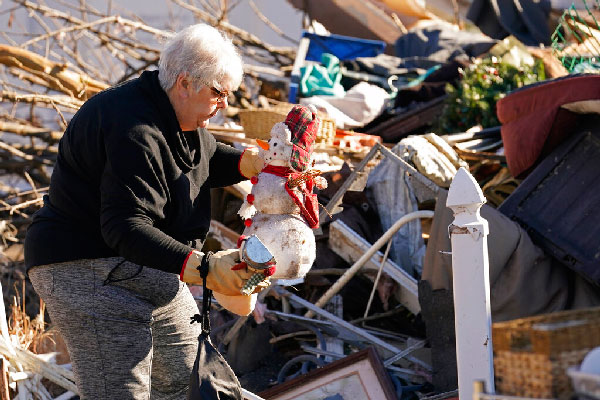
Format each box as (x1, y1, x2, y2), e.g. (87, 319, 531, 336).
(438, 57, 545, 133)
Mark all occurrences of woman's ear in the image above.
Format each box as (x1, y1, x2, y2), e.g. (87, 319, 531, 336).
(175, 74, 191, 98)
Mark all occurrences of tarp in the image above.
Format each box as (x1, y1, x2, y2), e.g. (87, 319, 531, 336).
(422, 190, 600, 322)
(467, 0, 552, 46)
(394, 20, 496, 62)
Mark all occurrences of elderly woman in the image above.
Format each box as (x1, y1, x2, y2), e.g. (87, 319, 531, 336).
(24, 24, 264, 399)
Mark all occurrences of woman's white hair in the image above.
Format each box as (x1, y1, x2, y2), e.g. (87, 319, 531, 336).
(158, 24, 243, 92)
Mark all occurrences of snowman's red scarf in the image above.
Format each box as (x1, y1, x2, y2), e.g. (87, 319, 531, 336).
(261, 165, 319, 229)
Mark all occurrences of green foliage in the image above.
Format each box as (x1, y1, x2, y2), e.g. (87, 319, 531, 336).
(438, 58, 545, 133)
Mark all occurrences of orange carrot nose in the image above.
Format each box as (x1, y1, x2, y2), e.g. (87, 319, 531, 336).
(256, 139, 270, 150)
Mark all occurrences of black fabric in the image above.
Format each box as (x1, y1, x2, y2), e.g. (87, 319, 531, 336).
(25, 70, 244, 273)
(343, 54, 427, 80)
(394, 22, 496, 63)
(188, 252, 242, 400)
(188, 333, 242, 400)
(467, 0, 552, 46)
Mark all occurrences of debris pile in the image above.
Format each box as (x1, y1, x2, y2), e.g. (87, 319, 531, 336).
(1, 0, 600, 399)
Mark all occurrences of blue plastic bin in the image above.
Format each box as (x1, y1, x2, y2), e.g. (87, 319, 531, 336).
(289, 31, 387, 102)
(302, 32, 386, 62)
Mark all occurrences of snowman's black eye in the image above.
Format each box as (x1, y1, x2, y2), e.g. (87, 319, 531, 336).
(273, 143, 277, 147)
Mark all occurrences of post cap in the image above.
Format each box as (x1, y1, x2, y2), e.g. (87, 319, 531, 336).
(446, 167, 486, 209)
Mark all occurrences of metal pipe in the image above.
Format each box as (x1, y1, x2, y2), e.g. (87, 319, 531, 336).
(305, 210, 434, 318)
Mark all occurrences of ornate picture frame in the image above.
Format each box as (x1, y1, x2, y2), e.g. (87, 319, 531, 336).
(259, 347, 396, 400)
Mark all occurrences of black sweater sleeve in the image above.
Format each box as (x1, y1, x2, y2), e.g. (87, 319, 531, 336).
(209, 141, 245, 188)
(100, 125, 192, 273)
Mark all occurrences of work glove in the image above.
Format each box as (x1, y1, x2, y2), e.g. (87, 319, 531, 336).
(213, 291, 258, 316)
(181, 249, 270, 296)
(238, 147, 264, 179)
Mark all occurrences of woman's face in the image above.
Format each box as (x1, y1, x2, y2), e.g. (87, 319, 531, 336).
(173, 78, 230, 131)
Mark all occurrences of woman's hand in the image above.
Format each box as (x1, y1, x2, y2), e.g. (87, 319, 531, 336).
(238, 147, 264, 179)
(180, 249, 269, 296)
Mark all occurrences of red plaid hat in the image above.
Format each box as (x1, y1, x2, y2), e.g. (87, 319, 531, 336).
(285, 105, 320, 172)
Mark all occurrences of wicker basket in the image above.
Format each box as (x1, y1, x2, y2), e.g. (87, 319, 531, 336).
(493, 306, 600, 399)
(238, 108, 288, 140)
(316, 117, 336, 145)
(238, 104, 336, 145)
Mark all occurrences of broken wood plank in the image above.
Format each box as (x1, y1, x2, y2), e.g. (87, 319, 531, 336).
(0, 337, 78, 394)
(328, 219, 421, 314)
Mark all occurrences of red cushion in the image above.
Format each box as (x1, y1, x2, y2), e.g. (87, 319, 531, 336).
(496, 75, 600, 178)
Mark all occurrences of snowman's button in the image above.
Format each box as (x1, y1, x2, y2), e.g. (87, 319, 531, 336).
(247, 194, 255, 204)
(250, 176, 258, 184)
(244, 219, 252, 227)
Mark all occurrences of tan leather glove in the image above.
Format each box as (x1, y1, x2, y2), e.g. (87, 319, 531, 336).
(213, 292, 257, 316)
(181, 249, 269, 296)
(238, 147, 264, 179)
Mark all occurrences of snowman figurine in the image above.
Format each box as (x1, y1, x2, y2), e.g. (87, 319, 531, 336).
(237, 104, 327, 291)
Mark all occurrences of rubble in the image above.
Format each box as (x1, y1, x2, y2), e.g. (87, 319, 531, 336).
(1, 0, 600, 399)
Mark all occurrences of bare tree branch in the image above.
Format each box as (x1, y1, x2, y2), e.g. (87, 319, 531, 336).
(0, 91, 83, 110)
(248, 0, 299, 45)
(0, 44, 108, 98)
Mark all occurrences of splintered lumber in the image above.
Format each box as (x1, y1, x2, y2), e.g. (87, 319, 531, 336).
(0, 358, 8, 400)
(0, 336, 78, 394)
(0, 281, 77, 395)
(326, 219, 425, 315)
(0, 44, 108, 99)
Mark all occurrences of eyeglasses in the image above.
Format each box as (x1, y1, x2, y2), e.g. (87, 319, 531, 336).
(206, 84, 230, 102)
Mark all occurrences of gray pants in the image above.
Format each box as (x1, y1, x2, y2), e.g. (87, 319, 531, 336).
(28, 258, 201, 400)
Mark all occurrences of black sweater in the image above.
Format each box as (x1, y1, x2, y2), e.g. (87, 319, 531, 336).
(24, 70, 244, 274)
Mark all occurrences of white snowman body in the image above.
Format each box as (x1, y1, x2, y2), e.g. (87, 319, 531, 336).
(251, 173, 298, 215)
(238, 122, 317, 280)
(242, 213, 316, 279)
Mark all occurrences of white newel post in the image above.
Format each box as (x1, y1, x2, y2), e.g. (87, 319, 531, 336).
(446, 167, 494, 398)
